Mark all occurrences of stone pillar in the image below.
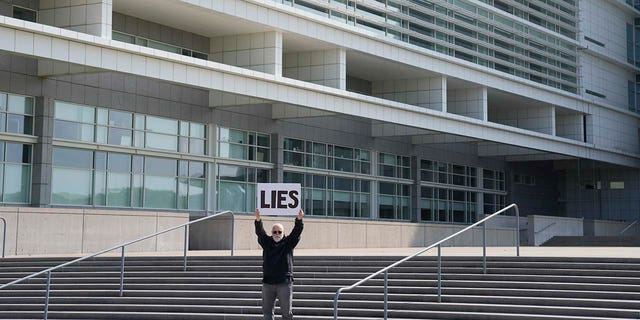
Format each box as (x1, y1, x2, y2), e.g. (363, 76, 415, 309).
(210, 31, 283, 76)
(371, 76, 446, 111)
(447, 86, 487, 120)
(31, 97, 54, 206)
(283, 48, 346, 89)
(39, 0, 113, 38)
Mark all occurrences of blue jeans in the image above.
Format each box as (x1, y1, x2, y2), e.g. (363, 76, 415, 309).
(262, 282, 293, 320)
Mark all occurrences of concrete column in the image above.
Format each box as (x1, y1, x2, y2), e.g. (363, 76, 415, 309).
(31, 97, 54, 206)
(39, 0, 113, 38)
(210, 31, 283, 76)
(283, 48, 346, 89)
(447, 86, 487, 120)
(371, 76, 446, 111)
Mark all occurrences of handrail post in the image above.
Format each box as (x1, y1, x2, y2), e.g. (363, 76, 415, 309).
(0, 217, 6, 258)
(515, 205, 520, 257)
(44, 270, 51, 320)
(230, 213, 235, 256)
(437, 244, 442, 303)
(119, 246, 125, 297)
(483, 221, 487, 274)
(333, 290, 341, 320)
(183, 225, 188, 272)
(383, 270, 388, 320)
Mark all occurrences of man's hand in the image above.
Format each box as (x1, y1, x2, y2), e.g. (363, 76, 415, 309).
(255, 208, 261, 221)
(297, 209, 304, 220)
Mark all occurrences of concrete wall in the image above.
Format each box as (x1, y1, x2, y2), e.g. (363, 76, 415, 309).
(447, 86, 487, 120)
(489, 104, 555, 135)
(0, 207, 187, 256)
(591, 106, 639, 155)
(191, 215, 518, 251)
(39, 0, 112, 38)
(584, 219, 640, 236)
(283, 48, 345, 89)
(508, 161, 560, 219)
(372, 76, 445, 111)
(211, 31, 282, 75)
(556, 160, 640, 222)
(556, 111, 584, 142)
(0, 0, 39, 16)
(112, 12, 209, 55)
(528, 215, 583, 246)
(578, 0, 636, 111)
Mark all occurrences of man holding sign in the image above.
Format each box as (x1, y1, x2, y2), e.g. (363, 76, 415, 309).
(255, 183, 304, 320)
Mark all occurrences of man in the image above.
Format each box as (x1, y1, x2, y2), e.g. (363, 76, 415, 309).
(254, 208, 304, 320)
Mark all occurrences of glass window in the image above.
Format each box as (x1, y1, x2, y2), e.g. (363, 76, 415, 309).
(217, 164, 268, 213)
(107, 172, 131, 207)
(145, 157, 176, 176)
(54, 102, 205, 155)
(3, 164, 30, 203)
(284, 137, 369, 174)
(379, 153, 410, 179)
(146, 133, 178, 151)
(218, 181, 246, 212)
(13, 6, 37, 22)
(284, 171, 370, 218)
(109, 110, 132, 128)
(53, 147, 93, 168)
(52, 167, 92, 205)
(146, 116, 178, 134)
(144, 175, 177, 209)
(378, 182, 411, 220)
(55, 102, 94, 123)
(218, 127, 269, 162)
(0, 93, 34, 135)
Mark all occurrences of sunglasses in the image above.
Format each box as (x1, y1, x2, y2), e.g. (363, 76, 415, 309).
(272, 230, 282, 235)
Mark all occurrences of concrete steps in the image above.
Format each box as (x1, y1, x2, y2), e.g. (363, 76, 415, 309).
(543, 236, 640, 247)
(0, 256, 638, 319)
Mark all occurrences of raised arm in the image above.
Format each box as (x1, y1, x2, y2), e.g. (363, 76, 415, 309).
(254, 209, 269, 248)
(286, 210, 305, 249)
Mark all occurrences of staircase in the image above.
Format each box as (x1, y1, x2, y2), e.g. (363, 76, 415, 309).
(0, 255, 639, 319)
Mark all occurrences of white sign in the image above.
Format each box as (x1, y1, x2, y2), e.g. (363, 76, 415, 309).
(256, 183, 301, 216)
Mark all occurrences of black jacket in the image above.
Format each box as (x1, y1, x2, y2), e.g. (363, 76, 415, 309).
(255, 218, 304, 284)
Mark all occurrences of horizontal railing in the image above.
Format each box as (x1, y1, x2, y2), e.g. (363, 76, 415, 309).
(333, 204, 520, 320)
(0, 210, 234, 320)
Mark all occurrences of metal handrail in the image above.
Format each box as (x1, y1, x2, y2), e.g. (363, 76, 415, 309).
(0, 210, 234, 320)
(534, 222, 557, 235)
(333, 204, 520, 320)
(619, 220, 639, 236)
(0, 217, 5, 258)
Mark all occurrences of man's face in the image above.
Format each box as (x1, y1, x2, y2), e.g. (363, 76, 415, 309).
(271, 225, 284, 242)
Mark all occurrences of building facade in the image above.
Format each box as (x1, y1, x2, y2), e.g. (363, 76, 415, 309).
(0, 0, 638, 254)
